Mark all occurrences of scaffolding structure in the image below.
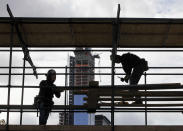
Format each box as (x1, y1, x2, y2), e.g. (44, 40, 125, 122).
(1, 6, 183, 131)
(1, 48, 183, 129)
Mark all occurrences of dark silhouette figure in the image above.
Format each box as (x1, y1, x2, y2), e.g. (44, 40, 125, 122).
(112, 53, 148, 104)
(38, 69, 61, 125)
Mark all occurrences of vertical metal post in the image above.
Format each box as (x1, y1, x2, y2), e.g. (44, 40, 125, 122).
(20, 57, 26, 125)
(64, 66, 68, 125)
(6, 23, 14, 130)
(111, 4, 120, 131)
(111, 49, 115, 131)
(144, 72, 147, 126)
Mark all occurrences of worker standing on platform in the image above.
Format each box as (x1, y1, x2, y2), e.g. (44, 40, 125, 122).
(37, 69, 62, 125)
(111, 53, 148, 104)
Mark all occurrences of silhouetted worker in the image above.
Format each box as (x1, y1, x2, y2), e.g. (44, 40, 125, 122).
(111, 53, 148, 104)
(38, 69, 61, 125)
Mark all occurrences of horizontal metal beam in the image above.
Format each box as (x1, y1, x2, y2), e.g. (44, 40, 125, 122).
(84, 97, 183, 101)
(1, 66, 183, 69)
(0, 105, 86, 110)
(89, 91, 183, 97)
(1, 110, 183, 113)
(0, 83, 182, 90)
(2, 49, 183, 52)
(2, 17, 183, 24)
(97, 103, 183, 107)
(2, 125, 183, 131)
(1, 105, 183, 112)
(1, 73, 183, 76)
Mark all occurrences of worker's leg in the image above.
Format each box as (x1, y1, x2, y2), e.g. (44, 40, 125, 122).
(39, 103, 50, 125)
(39, 102, 46, 125)
(130, 65, 144, 104)
(43, 108, 50, 125)
(130, 66, 144, 85)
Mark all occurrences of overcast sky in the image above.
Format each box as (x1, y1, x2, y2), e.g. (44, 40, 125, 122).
(1, 0, 183, 126)
(1, 0, 183, 18)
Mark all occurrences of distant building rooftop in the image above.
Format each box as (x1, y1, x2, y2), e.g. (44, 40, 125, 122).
(95, 115, 111, 125)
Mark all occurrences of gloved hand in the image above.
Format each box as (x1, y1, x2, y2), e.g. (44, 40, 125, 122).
(119, 75, 130, 83)
(124, 78, 129, 83)
(120, 77, 125, 82)
(119, 77, 128, 83)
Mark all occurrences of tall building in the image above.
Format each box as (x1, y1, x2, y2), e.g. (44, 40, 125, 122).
(59, 56, 75, 125)
(59, 112, 70, 125)
(73, 48, 95, 125)
(59, 48, 98, 125)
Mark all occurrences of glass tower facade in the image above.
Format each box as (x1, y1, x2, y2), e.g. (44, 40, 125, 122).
(59, 48, 95, 125)
(73, 48, 95, 125)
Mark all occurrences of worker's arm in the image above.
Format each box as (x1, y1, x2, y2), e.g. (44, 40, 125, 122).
(54, 91, 61, 98)
(120, 74, 130, 83)
(53, 85, 64, 98)
(54, 89, 61, 98)
(121, 62, 131, 83)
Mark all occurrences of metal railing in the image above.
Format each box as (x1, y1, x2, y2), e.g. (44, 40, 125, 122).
(0, 48, 183, 127)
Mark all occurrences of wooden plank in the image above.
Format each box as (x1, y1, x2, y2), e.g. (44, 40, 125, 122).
(98, 103, 183, 107)
(97, 91, 183, 97)
(2, 125, 183, 131)
(0, 105, 87, 110)
(76, 90, 183, 96)
(84, 97, 183, 101)
(72, 83, 182, 94)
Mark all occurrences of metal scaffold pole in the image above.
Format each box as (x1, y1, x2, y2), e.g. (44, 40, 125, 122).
(20, 57, 26, 125)
(6, 21, 14, 131)
(111, 4, 120, 131)
(144, 72, 147, 126)
(64, 66, 68, 125)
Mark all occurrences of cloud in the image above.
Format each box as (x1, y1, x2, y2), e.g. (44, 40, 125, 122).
(147, 113, 183, 125)
(0, 0, 168, 18)
(1, 0, 74, 17)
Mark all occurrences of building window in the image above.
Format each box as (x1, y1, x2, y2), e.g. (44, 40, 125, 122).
(76, 69, 81, 72)
(82, 60, 88, 65)
(82, 68, 89, 72)
(75, 75, 81, 79)
(76, 60, 81, 64)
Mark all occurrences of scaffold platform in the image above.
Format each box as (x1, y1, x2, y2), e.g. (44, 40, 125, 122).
(1, 125, 183, 131)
